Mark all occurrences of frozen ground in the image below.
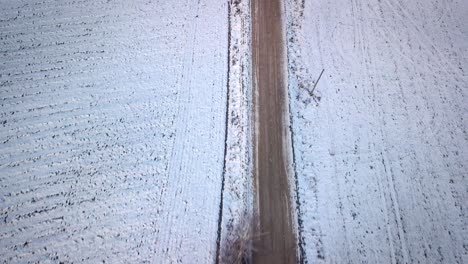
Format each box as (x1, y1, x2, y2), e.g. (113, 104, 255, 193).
(0, 0, 229, 262)
(286, 0, 468, 263)
(2, 0, 468, 263)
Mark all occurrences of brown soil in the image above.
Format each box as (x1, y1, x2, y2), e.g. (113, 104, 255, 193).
(251, 0, 297, 263)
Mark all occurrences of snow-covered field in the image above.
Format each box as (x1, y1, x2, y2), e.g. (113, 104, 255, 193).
(2, 0, 467, 263)
(286, 0, 468, 263)
(0, 0, 229, 262)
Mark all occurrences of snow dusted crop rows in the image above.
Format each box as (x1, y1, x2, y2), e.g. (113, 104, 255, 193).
(286, 0, 468, 263)
(0, 0, 229, 262)
(1, 0, 467, 263)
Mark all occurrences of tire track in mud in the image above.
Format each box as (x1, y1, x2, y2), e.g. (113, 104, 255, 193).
(252, 0, 297, 263)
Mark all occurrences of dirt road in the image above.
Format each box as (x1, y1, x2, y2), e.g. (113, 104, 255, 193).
(252, 0, 297, 263)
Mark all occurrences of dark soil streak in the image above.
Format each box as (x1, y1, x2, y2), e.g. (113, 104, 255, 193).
(215, 1, 232, 263)
(284, 11, 308, 263)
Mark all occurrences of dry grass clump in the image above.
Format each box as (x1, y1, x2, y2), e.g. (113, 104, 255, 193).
(219, 213, 261, 264)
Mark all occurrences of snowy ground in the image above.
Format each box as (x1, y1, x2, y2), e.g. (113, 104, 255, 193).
(0, 0, 229, 262)
(217, 0, 254, 262)
(2, 0, 468, 263)
(285, 0, 468, 263)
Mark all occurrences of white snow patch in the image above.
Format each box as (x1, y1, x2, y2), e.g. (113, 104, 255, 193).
(285, 0, 468, 263)
(0, 0, 229, 262)
(217, 0, 254, 262)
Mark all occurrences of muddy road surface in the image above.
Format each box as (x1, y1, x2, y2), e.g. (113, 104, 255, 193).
(252, 0, 297, 263)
